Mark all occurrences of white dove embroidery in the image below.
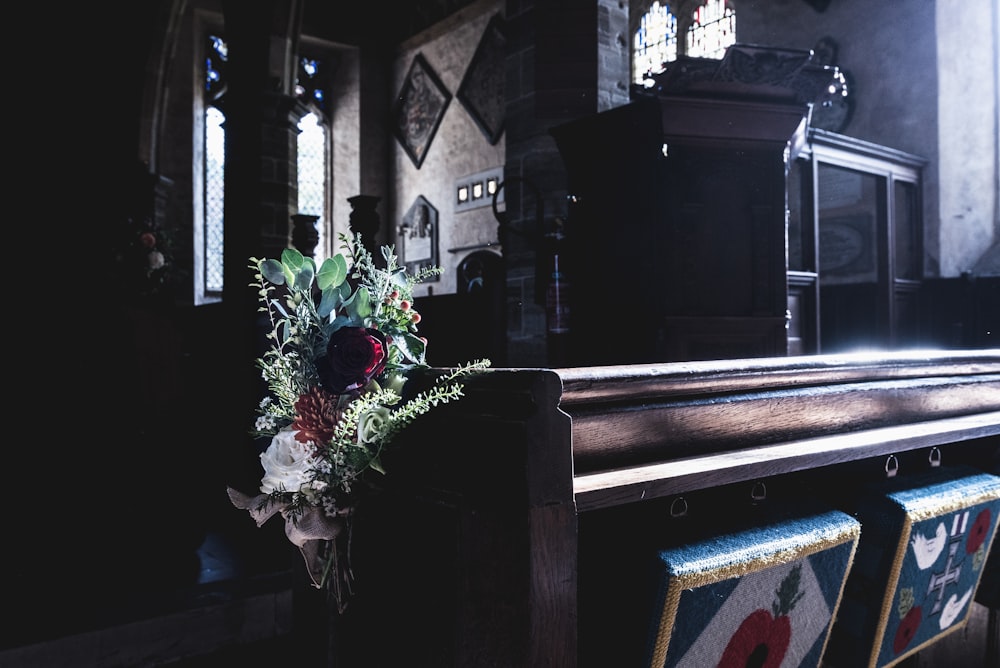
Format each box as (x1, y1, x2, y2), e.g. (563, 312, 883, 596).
(911, 522, 948, 569)
(939, 587, 973, 629)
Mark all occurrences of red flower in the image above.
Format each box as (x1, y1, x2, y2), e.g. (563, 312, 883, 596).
(718, 609, 790, 668)
(139, 231, 157, 248)
(966, 508, 992, 554)
(317, 326, 388, 394)
(292, 386, 342, 448)
(893, 605, 922, 654)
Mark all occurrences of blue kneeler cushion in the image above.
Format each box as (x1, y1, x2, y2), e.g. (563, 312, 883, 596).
(644, 508, 860, 668)
(825, 465, 1000, 668)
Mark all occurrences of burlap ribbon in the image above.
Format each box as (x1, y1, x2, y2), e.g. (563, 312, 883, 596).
(227, 487, 352, 600)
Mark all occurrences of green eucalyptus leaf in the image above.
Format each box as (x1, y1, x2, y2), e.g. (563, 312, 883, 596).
(317, 254, 348, 291)
(328, 315, 353, 333)
(317, 285, 343, 318)
(293, 262, 315, 291)
(277, 319, 291, 344)
(281, 247, 305, 271)
(261, 259, 286, 285)
(344, 285, 372, 321)
(279, 248, 305, 286)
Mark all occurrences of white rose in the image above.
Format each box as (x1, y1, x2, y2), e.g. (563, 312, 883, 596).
(259, 428, 325, 494)
(148, 250, 165, 269)
(357, 406, 392, 445)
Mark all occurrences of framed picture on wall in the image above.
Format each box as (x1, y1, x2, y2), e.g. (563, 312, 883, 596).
(398, 195, 440, 280)
(392, 53, 451, 169)
(458, 14, 506, 145)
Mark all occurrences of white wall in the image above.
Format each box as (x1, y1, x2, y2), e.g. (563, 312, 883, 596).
(391, 0, 506, 297)
(937, 0, 999, 276)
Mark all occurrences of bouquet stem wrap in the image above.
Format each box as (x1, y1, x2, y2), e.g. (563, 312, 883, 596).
(227, 487, 355, 609)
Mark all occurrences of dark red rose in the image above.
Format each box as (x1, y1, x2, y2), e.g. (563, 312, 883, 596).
(893, 605, 922, 654)
(139, 231, 157, 248)
(317, 326, 388, 394)
(966, 508, 992, 554)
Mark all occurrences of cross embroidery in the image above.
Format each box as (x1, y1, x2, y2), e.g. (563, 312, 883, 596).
(926, 511, 968, 615)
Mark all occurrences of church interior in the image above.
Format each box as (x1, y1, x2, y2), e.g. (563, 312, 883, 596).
(6, 0, 1000, 666)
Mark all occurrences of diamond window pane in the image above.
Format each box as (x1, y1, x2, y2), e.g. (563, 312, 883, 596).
(297, 111, 328, 262)
(205, 105, 225, 293)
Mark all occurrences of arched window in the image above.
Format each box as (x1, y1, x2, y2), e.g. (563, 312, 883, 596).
(197, 34, 334, 303)
(633, 0, 736, 86)
(634, 2, 678, 86)
(199, 33, 227, 304)
(295, 52, 333, 263)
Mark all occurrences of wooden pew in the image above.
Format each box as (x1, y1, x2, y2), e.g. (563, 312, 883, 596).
(326, 350, 1000, 667)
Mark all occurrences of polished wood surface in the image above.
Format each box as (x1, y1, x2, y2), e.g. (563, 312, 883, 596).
(330, 350, 999, 667)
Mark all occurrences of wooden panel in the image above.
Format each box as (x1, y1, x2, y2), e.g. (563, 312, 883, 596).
(321, 351, 999, 667)
(333, 368, 576, 668)
(657, 315, 788, 362)
(573, 411, 1000, 511)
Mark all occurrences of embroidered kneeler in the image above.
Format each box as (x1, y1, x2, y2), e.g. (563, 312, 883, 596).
(824, 465, 1000, 668)
(643, 508, 861, 668)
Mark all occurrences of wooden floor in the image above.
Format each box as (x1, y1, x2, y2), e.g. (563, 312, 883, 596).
(0, 528, 294, 668)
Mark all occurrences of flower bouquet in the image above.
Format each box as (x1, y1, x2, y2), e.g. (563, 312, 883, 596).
(228, 233, 490, 611)
(116, 214, 178, 302)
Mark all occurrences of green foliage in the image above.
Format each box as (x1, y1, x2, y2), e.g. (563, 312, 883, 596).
(250, 233, 491, 499)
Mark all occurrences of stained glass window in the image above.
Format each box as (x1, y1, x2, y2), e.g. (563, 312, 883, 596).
(633, 1, 736, 86)
(686, 0, 735, 60)
(634, 2, 677, 85)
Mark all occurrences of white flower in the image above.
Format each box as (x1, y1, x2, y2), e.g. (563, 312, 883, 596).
(357, 406, 392, 445)
(148, 250, 165, 270)
(259, 427, 326, 494)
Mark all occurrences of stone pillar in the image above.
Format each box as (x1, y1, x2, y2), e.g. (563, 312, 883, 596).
(219, 0, 304, 494)
(348, 194, 382, 261)
(501, 0, 630, 367)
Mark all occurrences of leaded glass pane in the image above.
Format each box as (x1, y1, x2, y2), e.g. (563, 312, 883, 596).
(298, 111, 328, 262)
(205, 106, 225, 294)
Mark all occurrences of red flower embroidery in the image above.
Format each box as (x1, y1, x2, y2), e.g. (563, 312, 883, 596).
(893, 605, 922, 654)
(718, 565, 804, 668)
(966, 508, 992, 554)
(718, 609, 790, 668)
